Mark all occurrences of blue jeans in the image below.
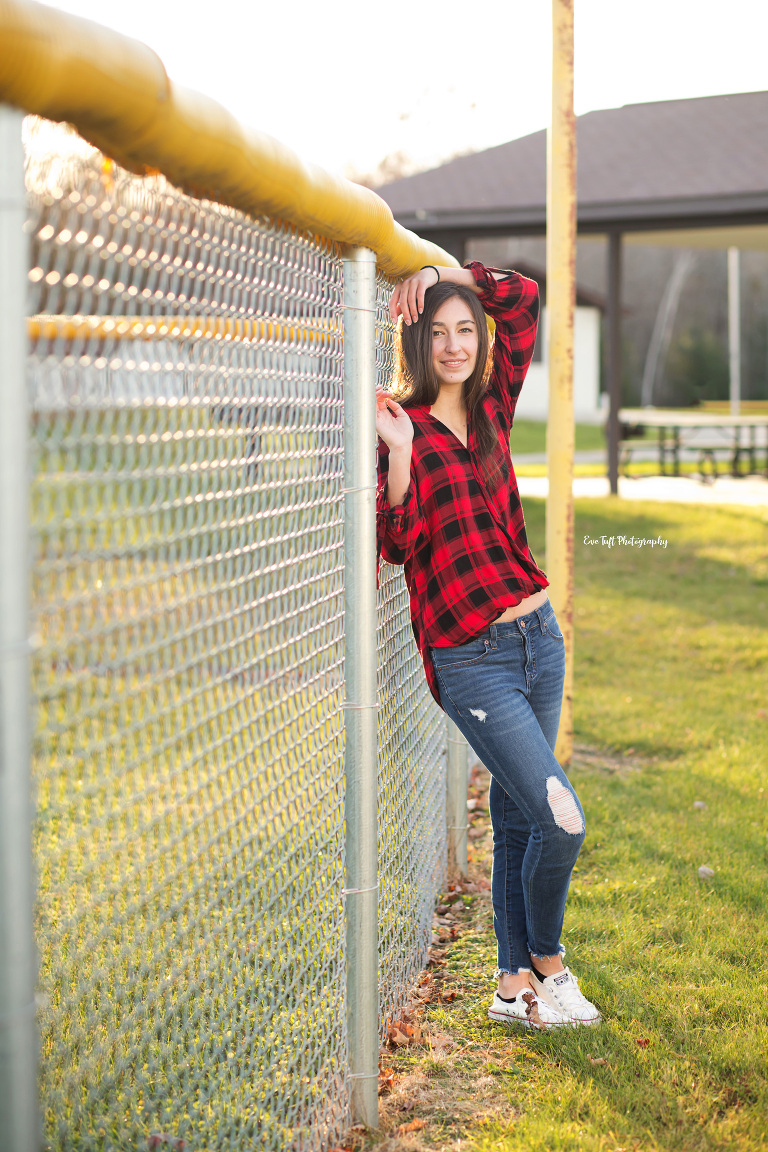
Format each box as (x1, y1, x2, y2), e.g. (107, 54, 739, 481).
(429, 598, 585, 975)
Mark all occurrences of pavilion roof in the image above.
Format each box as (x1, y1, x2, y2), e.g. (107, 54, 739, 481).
(376, 91, 768, 237)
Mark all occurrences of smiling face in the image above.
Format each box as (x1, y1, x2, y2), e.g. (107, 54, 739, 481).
(431, 295, 479, 391)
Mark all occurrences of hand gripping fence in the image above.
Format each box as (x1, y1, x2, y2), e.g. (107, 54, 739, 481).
(0, 41, 473, 1149)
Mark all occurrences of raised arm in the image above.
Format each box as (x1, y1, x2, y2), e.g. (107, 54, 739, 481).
(463, 262, 540, 428)
(389, 265, 507, 326)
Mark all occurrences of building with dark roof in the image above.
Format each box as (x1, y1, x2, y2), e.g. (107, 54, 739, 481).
(376, 91, 768, 259)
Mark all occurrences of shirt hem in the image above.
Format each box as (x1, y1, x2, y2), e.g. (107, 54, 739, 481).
(422, 577, 550, 650)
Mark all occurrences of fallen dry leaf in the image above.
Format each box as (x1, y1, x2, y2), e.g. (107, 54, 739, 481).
(378, 1066, 395, 1095)
(636, 1038, 651, 1048)
(397, 1118, 425, 1136)
(441, 990, 458, 1003)
(521, 991, 546, 1031)
(388, 1027, 409, 1047)
(588, 1055, 609, 1066)
(147, 1138, 185, 1151)
(430, 1031, 457, 1051)
(387, 1021, 421, 1048)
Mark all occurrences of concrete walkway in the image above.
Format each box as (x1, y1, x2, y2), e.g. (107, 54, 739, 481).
(517, 470, 768, 507)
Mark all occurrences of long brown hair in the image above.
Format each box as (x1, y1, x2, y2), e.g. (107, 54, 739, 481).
(390, 283, 506, 491)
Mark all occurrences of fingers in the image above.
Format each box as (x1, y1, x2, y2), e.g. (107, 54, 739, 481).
(389, 282, 403, 323)
(403, 277, 420, 325)
(388, 268, 438, 326)
(375, 386, 402, 415)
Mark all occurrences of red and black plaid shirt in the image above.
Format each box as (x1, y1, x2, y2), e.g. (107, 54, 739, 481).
(376, 261, 548, 709)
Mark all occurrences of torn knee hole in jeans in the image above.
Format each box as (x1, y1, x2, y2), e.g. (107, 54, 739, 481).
(546, 776, 584, 834)
(469, 708, 488, 722)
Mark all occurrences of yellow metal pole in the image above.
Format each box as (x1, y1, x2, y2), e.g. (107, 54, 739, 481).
(546, 0, 576, 766)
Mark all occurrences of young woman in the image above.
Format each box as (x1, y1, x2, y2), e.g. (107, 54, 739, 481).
(374, 262, 600, 1030)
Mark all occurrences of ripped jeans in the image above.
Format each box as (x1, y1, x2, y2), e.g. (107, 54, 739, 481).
(429, 597, 585, 975)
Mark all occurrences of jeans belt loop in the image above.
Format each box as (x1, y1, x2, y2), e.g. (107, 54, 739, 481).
(489, 623, 498, 649)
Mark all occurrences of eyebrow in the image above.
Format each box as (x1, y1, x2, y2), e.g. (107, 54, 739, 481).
(432, 317, 476, 327)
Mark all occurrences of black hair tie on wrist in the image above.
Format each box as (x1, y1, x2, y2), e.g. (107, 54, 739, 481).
(420, 265, 440, 284)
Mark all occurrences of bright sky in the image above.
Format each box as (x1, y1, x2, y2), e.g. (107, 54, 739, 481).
(49, 0, 768, 181)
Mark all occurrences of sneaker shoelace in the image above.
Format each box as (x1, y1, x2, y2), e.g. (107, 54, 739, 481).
(550, 971, 593, 1013)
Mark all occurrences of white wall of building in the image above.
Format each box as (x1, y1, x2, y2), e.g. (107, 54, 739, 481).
(513, 305, 605, 425)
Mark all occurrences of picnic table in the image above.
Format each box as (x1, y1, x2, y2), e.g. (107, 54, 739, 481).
(618, 408, 768, 481)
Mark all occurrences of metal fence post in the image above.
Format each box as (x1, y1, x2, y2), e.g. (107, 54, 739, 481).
(342, 245, 379, 1130)
(0, 105, 38, 1152)
(446, 718, 468, 876)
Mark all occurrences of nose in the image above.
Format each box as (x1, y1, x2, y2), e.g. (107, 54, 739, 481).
(445, 330, 461, 353)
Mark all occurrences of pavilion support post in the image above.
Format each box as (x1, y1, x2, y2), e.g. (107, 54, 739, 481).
(545, 0, 576, 766)
(606, 229, 623, 496)
(728, 247, 741, 416)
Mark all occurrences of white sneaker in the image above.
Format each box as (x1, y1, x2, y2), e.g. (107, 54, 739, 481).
(530, 966, 602, 1025)
(488, 988, 573, 1031)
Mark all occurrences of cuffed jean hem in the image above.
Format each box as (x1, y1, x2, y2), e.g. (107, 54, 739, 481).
(496, 966, 532, 978)
(530, 946, 567, 962)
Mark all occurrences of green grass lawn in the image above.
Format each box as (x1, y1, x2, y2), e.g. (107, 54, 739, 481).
(510, 420, 610, 455)
(365, 496, 768, 1152)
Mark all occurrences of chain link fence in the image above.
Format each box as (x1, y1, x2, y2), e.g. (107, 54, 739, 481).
(21, 119, 446, 1151)
(374, 274, 447, 1038)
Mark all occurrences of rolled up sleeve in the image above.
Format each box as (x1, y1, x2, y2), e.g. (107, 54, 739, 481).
(376, 441, 424, 587)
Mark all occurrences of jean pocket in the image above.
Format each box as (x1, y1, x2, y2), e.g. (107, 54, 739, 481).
(542, 612, 564, 641)
(430, 638, 491, 671)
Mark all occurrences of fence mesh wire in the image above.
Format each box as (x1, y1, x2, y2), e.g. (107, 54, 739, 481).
(25, 121, 347, 1151)
(22, 117, 446, 1150)
(374, 275, 447, 1037)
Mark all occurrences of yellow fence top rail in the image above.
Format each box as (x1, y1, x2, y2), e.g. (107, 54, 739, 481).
(0, 0, 458, 278)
